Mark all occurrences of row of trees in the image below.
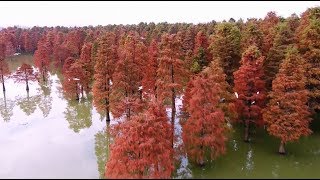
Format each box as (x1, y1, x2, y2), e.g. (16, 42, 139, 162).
(0, 7, 319, 178)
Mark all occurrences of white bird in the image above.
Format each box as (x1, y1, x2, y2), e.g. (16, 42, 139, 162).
(235, 92, 239, 98)
(257, 91, 259, 94)
(73, 78, 80, 81)
(138, 86, 143, 91)
(251, 101, 255, 105)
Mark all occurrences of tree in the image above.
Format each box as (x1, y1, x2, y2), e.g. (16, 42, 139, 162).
(141, 39, 158, 97)
(111, 31, 145, 119)
(74, 42, 93, 97)
(34, 36, 50, 82)
(260, 11, 280, 56)
(241, 20, 263, 53)
(61, 57, 81, 100)
(205, 59, 237, 122)
(296, 7, 320, 112)
(233, 45, 266, 142)
(209, 22, 241, 86)
(12, 63, 38, 92)
(263, 47, 311, 154)
(264, 22, 295, 91)
(93, 32, 117, 122)
(182, 71, 230, 166)
(105, 99, 173, 179)
(156, 32, 186, 148)
(191, 30, 211, 73)
(0, 43, 10, 92)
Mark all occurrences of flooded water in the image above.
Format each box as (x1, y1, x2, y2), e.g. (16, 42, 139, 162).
(1, 55, 320, 178)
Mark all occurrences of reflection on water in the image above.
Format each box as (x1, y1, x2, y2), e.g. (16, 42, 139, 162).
(0, 92, 14, 122)
(244, 145, 254, 173)
(64, 97, 93, 133)
(37, 77, 53, 118)
(16, 91, 39, 116)
(94, 124, 112, 179)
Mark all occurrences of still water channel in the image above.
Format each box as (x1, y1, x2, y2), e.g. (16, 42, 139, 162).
(0, 55, 319, 178)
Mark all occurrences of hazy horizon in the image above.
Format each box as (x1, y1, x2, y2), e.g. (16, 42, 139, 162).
(0, 1, 319, 28)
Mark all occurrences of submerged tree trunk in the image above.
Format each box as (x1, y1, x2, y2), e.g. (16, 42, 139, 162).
(279, 141, 286, 155)
(1, 74, 5, 92)
(244, 119, 250, 143)
(81, 85, 84, 98)
(26, 80, 29, 92)
(25, 69, 29, 92)
(105, 97, 110, 122)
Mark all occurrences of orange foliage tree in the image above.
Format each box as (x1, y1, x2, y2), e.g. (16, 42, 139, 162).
(263, 47, 311, 154)
(62, 57, 79, 100)
(182, 70, 229, 166)
(105, 99, 173, 179)
(73, 42, 93, 96)
(111, 31, 145, 119)
(260, 11, 280, 56)
(296, 7, 320, 112)
(156, 32, 187, 148)
(34, 36, 50, 82)
(93, 32, 117, 122)
(0, 43, 10, 92)
(233, 45, 266, 142)
(141, 39, 159, 97)
(12, 63, 38, 92)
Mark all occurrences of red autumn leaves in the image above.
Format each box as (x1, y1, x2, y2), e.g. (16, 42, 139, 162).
(0, 7, 318, 178)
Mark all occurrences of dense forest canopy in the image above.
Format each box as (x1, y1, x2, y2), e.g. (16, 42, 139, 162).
(0, 7, 320, 178)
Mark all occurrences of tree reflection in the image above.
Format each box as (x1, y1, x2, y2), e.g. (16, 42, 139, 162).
(37, 75, 53, 118)
(0, 92, 14, 122)
(94, 123, 112, 179)
(16, 91, 39, 116)
(64, 97, 93, 133)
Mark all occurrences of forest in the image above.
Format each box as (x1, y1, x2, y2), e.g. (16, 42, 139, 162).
(0, 7, 320, 178)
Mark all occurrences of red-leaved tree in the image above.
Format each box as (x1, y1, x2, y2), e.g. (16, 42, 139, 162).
(12, 63, 38, 92)
(263, 47, 312, 154)
(156, 32, 187, 148)
(93, 32, 117, 122)
(233, 45, 266, 142)
(182, 65, 231, 166)
(105, 99, 173, 179)
(34, 36, 50, 82)
(0, 43, 10, 92)
(111, 31, 145, 119)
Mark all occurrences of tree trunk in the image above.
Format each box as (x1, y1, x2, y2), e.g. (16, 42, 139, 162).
(26, 81, 29, 92)
(25, 70, 29, 92)
(199, 159, 205, 167)
(279, 141, 286, 155)
(105, 97, 110, 122)
(81, 86, 84, 98)
(244, 119, 250, 143)
(1, 74, 5, 92)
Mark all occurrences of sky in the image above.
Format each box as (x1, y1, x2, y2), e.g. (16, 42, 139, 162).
(0, 1, 319, 28)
